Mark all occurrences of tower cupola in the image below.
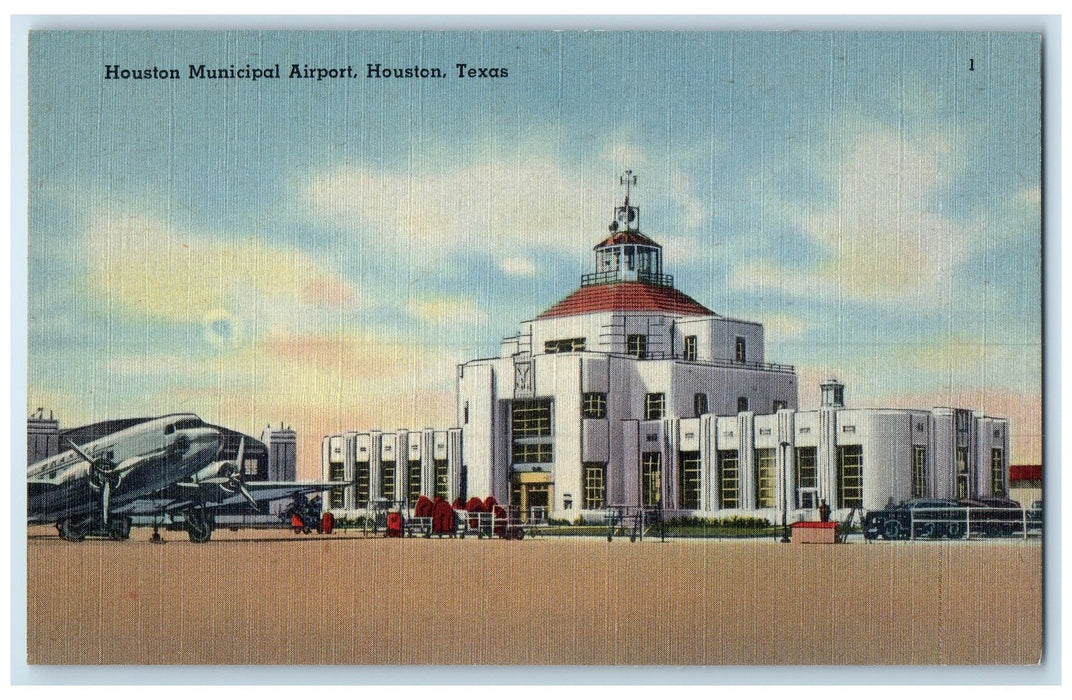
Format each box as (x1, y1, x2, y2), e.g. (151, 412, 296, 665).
(584, 170, 670, 287)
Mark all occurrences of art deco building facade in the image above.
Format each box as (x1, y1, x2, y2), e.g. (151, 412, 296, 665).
(322, 178, 1009, 520)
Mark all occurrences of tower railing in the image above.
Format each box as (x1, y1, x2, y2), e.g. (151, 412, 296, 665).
(581, 270, 674, 288)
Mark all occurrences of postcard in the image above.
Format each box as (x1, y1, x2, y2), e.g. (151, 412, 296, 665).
(23, 28, 1043, 669)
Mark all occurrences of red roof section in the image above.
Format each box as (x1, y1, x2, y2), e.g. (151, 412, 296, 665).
(1009, 464, 1042, 482)
(537, 282, 715, 319)
(594, 231, 662, 249)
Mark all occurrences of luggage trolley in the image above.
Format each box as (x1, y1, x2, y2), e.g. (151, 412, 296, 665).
(507, 504, 547, 540)
(363, 498, 407, 537)
(605, 505, 660, 542)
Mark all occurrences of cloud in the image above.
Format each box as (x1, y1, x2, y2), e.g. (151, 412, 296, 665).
(298, 143, 711, 270)
(406, 296, 489, 327)
(499, 257, 537, 277)
(754, 312, 808, 341)
(732, 123, 979, 302)
(302, 157, 606, 260)
(84, 213, 361, 336)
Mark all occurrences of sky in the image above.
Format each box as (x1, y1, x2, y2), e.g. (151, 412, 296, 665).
(27, 30, 1042, 476)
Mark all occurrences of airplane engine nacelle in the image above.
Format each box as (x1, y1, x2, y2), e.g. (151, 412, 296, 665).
(192, 461, 239, 484)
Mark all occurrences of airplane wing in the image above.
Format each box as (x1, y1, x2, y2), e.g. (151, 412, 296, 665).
(198, 481, 338, 508)
(112, 481, 344, 516)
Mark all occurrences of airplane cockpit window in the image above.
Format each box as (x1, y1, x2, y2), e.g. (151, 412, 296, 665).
(173, 418, 202, 431)
(164, 424, 175, 435)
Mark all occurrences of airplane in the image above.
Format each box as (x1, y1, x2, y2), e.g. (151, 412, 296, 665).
(27, 413, 340, 543)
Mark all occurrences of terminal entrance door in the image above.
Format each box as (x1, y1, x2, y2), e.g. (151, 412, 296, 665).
(798, 487, 819, 510)
(511, 472, 552, 522)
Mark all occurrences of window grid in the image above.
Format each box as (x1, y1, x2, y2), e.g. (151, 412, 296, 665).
(380, 460, 396, 499)
(627, 334, 647, 359)
(544, 337, 586, 354)
(433, 458, 449, 499)
(991, 448, 1004, 495)
(718, 451, 739, 509)
(328, 461, 346, 509)
(512, 442, 553, 463)
(684, 335, 698, 361)
(912, 446, 927, 498)
(795, 447, 817, 507)
(645, 393, 665, 420)
(407, 460, 422, 503)
(641, 452, 662, 507)
(582, 392, 607, 419)
(837, 445, 864, 508)
(694, 393, 708, 417)
(356, 461, 371, 506)
(679, 451, 702, 509)
(512, 399, 553, 437)
(755, 449, 776, 508)
(583, 462, 606, 510)
(735, 336, 747, 362)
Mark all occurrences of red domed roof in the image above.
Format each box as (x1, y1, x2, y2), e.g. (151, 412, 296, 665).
(537, 282, 716, 319)
(594, 230, 662, 249)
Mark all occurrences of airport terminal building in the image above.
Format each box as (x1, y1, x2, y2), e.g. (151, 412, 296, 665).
(322, 182, 1009, 521)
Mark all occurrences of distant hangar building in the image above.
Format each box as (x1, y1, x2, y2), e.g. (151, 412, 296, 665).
(321, 176, 1010, 520)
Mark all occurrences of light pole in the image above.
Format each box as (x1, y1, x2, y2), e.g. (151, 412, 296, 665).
(780, 441, 791, 543)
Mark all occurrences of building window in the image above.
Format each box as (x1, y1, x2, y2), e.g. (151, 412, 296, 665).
(684, 335, 698, 361)
(645, 393, 665, 420)
(837, 445, 864, 508)
(356, 460, 371, 507)
(955, 447, 969, 499)
(991, 448, 1005, 495)
(512, 442, 553, 463)
(795, 447, 817, 508)
(627, 334, 647, 359)
(512, 398, 554, 465)
(773, 400, 787, 412)
(513, 398, 553, 437)
(679, 451, 702, 509)
(641, 452, 662, 507)
(407, 460, 422, 504)
(582, 392, 607, 419)
(718, 450, 739, 509)
(735, 336, 747, 363)
(755, 448, 776, 508)
(329, 461, 346, 509)
(694, 393, 708, 417)
(380, 460, 396, 499)
(464, 402, 469, 424)
(912, 446, 927, 498)
(434, 458, 449, 499)
(545, 337, 586, 354)
(583, 462, 606, 510)
(737, 396, 749, 413)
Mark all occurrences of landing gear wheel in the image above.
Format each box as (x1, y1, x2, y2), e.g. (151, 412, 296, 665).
(185, 510, 213, 543)
(883, 520, 902, 541)
(57, 518, 88, 542)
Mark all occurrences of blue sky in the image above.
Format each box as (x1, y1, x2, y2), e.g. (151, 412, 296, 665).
(28, 31, 1042, 473)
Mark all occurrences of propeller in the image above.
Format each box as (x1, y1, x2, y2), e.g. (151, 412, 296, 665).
(201, 438, 259, 511)
(67, 438, 123, 525)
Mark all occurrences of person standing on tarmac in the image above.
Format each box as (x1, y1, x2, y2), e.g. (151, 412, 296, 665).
(819, 499, 831, 523)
